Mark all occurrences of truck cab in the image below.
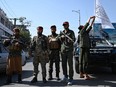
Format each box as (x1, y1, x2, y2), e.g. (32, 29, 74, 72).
(74, 36, 116, 74)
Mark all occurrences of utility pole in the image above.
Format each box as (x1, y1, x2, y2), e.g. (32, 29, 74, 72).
(9, 17, 26, 28)
(72, 10, 81, 26)
(9, 18, 19, 28)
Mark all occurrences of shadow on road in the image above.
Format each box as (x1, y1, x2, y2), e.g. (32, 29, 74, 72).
(22, 70, 33, 79)
(0, 59, 116, 87)
(22, 80, 68, 86)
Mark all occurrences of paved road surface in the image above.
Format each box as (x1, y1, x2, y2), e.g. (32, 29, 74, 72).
(0, 58, 116, 87)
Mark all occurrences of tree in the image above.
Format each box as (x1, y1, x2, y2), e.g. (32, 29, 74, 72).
(16, 26, 31, 50)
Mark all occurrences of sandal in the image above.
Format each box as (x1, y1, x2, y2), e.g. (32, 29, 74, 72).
(80, 73, 85, 78)
(85, 76, 91, 80)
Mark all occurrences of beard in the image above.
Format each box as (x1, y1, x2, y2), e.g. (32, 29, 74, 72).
(52, 32, 56, 35)
(64, 28, 69, 30)
(38, 32, 42, 36)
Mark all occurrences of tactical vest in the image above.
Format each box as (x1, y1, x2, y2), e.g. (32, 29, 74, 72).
(9, 42, 21, 51)
(8, 37, 23, 57)
(9, 38, 22, 52)
(48, 35, 60, 50)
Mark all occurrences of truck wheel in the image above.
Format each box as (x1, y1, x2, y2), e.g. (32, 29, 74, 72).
(111, 63, 116, 74)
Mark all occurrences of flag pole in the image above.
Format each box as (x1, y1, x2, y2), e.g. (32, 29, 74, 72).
(92, 0, 96, 36)
(94, 0, 96, 17)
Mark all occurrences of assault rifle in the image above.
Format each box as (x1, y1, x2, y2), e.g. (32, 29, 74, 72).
(60, 31, 74, 43)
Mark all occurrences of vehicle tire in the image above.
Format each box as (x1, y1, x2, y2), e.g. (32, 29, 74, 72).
(75, 57, 79, 74)
(111, 63, 116, 74)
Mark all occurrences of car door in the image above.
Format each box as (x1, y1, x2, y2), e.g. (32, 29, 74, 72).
(0, 43, 8, 71)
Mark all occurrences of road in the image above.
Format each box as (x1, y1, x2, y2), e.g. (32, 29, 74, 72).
(0, 58, 116, 87)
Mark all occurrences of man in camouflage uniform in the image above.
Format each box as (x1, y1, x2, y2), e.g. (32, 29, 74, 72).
(60, 21, 75, 85)
(78, 16, 95, 80)
(48, 25, 61, 80)
(30, 26, 49, 83)
(3, 28, 25, 84)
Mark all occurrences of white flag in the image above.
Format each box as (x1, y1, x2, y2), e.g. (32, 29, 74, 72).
(95, 0, 115, 29)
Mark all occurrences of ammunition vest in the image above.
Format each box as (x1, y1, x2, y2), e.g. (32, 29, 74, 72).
(48, 35, 60, 50)
(9, 43, 22, 51)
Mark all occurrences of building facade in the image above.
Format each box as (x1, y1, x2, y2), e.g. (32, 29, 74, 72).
(0, 8, 13, 39)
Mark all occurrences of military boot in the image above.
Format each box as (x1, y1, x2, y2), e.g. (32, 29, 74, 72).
(48, 73, 53, 80)
(5, 75, 12, 85)
(56, 73, 60, 80)
(43, 77, 47, 83)
(18, 74, 22, 83)
(31, 77, 37, 83)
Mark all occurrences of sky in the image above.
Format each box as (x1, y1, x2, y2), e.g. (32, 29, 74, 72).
(0, 0, 116, 37)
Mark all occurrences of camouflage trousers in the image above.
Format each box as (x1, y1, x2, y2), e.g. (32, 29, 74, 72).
(33, 53, 47, 78)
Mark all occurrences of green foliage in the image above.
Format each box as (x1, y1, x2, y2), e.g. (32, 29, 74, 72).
(17, 26, 31, 45)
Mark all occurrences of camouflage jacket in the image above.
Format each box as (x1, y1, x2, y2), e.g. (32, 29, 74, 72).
(31, 34, 49, 55)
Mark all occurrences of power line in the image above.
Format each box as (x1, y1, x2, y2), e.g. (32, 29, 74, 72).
(3, 0, 17, 17)
(0, 0, 14, 17)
